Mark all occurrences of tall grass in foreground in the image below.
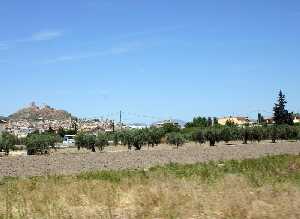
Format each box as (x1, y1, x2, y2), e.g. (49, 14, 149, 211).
(0, 155, 300, 219)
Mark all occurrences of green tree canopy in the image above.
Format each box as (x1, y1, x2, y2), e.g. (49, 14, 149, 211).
(185, 117, 208, 128)
(0, 132, 17, 155)
(273, 90, 293, 125)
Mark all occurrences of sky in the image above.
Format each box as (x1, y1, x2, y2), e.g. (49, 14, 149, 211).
(0, 0, 300, 123)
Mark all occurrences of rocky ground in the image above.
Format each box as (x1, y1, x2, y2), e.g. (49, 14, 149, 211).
(1, 141, 300, 177)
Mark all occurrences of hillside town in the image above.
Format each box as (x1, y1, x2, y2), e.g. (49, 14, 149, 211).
(0, 103, 116, 138)
(1, 103, 300, 138)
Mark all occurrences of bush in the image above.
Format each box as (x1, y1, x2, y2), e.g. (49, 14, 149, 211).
(166, 132, 185, 148)
(26, 133, 59, 155)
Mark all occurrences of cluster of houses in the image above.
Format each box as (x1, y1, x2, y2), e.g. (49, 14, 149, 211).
(0, 118, 115, 138)
(77, 119, 115, 133)
(3, 119, 73, 138)
(217, 115, 300, 126)
(1, 115, 300, 139)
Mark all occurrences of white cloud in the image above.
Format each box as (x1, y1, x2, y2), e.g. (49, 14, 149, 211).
(30, 30, 63, 41)
(43, 42, 142, 64)
(0, 30, 63, 50)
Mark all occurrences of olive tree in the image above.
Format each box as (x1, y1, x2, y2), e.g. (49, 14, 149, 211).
(0, 132, 16, 155)
(131, 129, 147, 150)
(205, 128, 221, 146)
(145, 127, 164, 147)
(75, 132, 97, 152)
(166, 132, 185, 149)
(251, 127, 264, 143)
(268, 125, 279, 143)
(96, 132, 109, 151)
(192, 129, 205, 145)
(220, 127, 233, 144)
(241, 127, 250, 144)
(26, 133, 59, 155)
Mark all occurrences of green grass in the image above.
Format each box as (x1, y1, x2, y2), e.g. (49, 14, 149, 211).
(74, 154, 300, 186)
(1, 154, 300, 219)
(150, 154, 300, 186)
(6, 154, 299, 186)
(1, 154, 299, 187)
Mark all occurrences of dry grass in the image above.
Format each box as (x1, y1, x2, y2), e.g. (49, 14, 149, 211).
(1, 155, 300, 219)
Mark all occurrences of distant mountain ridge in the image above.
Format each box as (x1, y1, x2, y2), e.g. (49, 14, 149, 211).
(0, 116, 7, 121)
(9, 102, 73, 121)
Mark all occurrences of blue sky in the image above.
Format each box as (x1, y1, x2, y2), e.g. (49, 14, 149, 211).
(1, 0, 300, 123)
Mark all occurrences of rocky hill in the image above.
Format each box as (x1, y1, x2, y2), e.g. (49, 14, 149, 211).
(9, 102, 73, 121)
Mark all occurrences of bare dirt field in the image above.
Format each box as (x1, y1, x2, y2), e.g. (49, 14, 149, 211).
(1, 141, 300, 177)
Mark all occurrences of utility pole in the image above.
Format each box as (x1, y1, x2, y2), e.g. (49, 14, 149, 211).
(119, 110, 122, 130)
(112, 120, 115, 132)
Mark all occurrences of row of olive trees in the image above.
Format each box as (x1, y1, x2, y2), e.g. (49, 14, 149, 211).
(1, 132, 61, 156)
(108, 127, 165, 150)
(75, 124, 300, 151)
(74, 124, 179, 151)
(2, 124, 299, 156)
(191, 125, 300, 146)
